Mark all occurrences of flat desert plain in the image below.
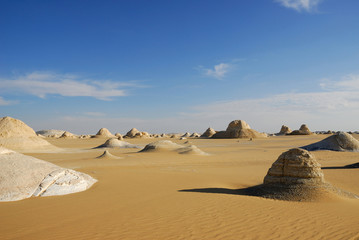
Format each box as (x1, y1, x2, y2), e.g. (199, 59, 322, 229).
(1, 134, 359, 240)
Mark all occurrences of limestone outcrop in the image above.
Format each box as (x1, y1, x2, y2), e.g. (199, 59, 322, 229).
(212, 120, 267, 139)
(139, 140, 208, 155)
(0, 116, 57, 151)
(289, 124, 312, 135)
(301, 132, 359, 152)
(93, 128, 115, 138)
(264, 148, 324, 186)
(201, 127, 216, 138)
(276, 125, 292, 135)
(94, 138, 140, 149)
(0, 147, 97, 202)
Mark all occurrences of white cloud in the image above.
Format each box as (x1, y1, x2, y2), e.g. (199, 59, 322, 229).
(83, 112, 106, 117)
(275, 0, 322, 12)
(320, 74, 359, 91)
(24, 73, 359, 134)
(0, 96, 16, 106)
(184, 75, 359, 132)
(0, 71, 144, 101)
(202, 63, 231, 80)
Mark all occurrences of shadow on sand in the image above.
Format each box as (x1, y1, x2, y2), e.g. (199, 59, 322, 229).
(179, 185, 272, 198)
(322, 162, 359, 170)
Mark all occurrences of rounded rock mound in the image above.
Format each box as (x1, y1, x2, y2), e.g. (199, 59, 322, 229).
(201, 127, 216, 138)
(139, 140, 182, 152)
(96, 150, 122, 159)
(36, 129, 66, 138)
(0, 147, 97, 202)
(0, 116, 57, 151)
(139, 140, 208, 155)
(93, 128, 115, 138)
(59, 131, 77, 139)
(276, 125, 292, 135)
(301, 132, 359, 152)
(94, 138, 140, 149)
(260, 148, 357, 201)
(125, 128, 140, 138)
(212, 120, 267, 139)
(264, 148, 324, 186)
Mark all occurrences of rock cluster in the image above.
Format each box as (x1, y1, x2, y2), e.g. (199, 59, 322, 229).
(289, 124, 312, 135)
(276, 125, 292, 135)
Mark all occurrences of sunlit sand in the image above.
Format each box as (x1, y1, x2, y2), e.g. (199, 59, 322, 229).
(1, 118, 359, 239)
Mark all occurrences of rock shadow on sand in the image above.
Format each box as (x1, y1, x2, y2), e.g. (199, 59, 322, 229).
(322, 162, 359, 170)
(179, 184, 352, 202)
(180, 149, 358, 202)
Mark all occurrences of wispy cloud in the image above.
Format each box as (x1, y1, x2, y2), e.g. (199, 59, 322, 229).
(0, 71, 144, 101)
(0, 96, 16, 106)
(83, 112, 106, 117)
(320, 74, 359, 91)
(182, 74, 359, 132)
(200, 63, 231, 80)
(275, 0, 322, 12)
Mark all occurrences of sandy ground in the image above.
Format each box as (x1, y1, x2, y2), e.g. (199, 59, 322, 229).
(1, 135, 359, 240)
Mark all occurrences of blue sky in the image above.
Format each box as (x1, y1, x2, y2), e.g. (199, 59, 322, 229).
(1, 0, 359, 134)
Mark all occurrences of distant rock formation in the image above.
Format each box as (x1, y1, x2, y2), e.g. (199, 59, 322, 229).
(0, 147, 97, 202)
(212, 120, 267, 139)
(115, 133, 123, 140)
(190, 133, 200, 138)
(139, 140, 208, 155)
(94, 138, 140, 149)
(288, 124, 313, 135)
(276, 125, 292, 135)
(0, 116, 58, 151)
(181, 132, 191, 138)
(301, 132, 359, 152)
(96, 150, 122, 159)
(59, 131, 77, 139)
(125, 128, 140, 138)
(36, 129, 66, 138)
(93, 128, 115, 138)
(201, 127, 216, 138)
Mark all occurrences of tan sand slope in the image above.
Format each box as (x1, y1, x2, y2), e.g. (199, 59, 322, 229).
(301, 132, 359, 152)
(0, 116, 57, 151)
(1, 135, 359, 240)
(0, 147, 97, 202)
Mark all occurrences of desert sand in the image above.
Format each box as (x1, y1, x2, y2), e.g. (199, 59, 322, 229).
(1, 132, 359, 240)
